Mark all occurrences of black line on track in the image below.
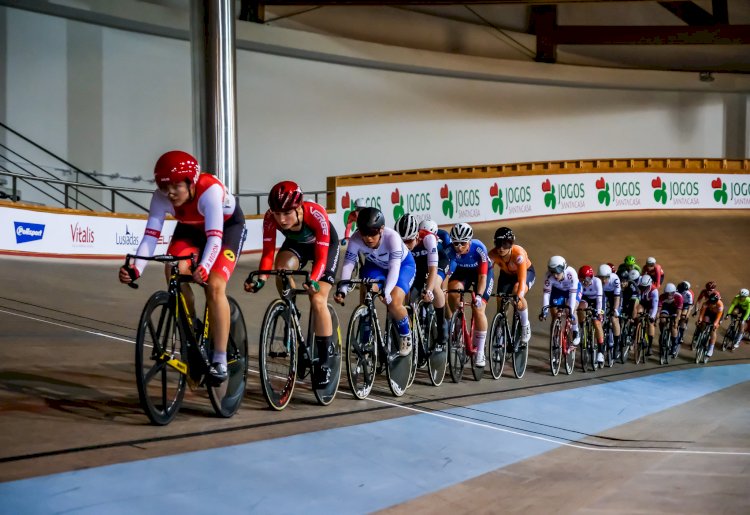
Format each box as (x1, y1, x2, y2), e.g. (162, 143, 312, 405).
(0, 303, 135, 341)
(0, 296, 135, 332)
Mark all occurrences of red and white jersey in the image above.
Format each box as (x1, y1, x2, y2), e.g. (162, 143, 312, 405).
(601, 273, 622, 296)
(681, 289, 695, 305)
(658, 292, 684, 310)
(134, 173, 235, 274)
(639, 285, 660, 318)
(259, 201, 332, 282)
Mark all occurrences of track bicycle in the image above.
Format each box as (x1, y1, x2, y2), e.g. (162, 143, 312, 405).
(446, 288, 484, 383)
(248, 269, 342, 410)
(721, 314, 742, 352)
(578, 306, 598, 372)
(543, 303, 575, 376)
(601, 306, 617, 368)
(406, 295, 447, 387)
(126, 254, 248, 426)
(694, 322, 713, 364)
(339, 278, 413, 398)
(618, 311, 635, 365)
(657, 313, 678, 365)
(632, 311, 652, 365)
(487, 293, 527, 379)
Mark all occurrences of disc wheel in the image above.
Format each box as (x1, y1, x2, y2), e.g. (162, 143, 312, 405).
(206, 296, 248, 418)
(258, 299, 297, 411)
(488, 312, 507, 380)
(511, 314, 528, 379)
(385, 317, 412, 397)
(425, 308, 447, 387)
(135, 291, 187, 426)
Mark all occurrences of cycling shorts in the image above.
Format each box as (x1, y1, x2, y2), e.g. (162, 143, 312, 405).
(495, 265, 536, 295)
(168, 205, 246, 282)
(279, 225, 340, 284)
(450, 265, 494, 302)
(413, 251, 450, 292)
(550, 283, 582, 309)
(360, 251, 416, 295)
(660, 303, 680, 317)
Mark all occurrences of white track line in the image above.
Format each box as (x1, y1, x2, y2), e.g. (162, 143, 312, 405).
(5, 307, 750, 456)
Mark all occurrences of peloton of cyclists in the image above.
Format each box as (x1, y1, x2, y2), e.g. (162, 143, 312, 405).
(119, 150, 246, 385)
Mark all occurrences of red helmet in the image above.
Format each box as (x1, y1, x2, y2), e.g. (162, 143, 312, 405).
(607, 262, 616, 273)
(578, 265, 594, 280)
(269, 181, 303, 212)
(705, 281, 717, 291)
(154, 150, 200, 188)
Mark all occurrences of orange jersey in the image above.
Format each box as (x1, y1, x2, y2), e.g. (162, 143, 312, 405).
(699, 300, 724, 321)
(489, 244, 531, 276)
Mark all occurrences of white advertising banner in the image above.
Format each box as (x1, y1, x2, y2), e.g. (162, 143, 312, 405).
(334, 172, 750, 229)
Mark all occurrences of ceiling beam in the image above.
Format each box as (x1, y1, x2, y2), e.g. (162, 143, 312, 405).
(552, 24, 750, 45)
(658, 2, 716, 26)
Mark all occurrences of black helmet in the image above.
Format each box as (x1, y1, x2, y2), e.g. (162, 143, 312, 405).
(357, 207, 385, 236)
(493, 226, 515, 246)
(677, 281, 690, 293)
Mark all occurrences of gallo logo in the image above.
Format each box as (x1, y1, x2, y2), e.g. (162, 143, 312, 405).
(541, 178, 585, 210)
(14, 221, 45, 244)
(712, 177, 728, 204)
(652, 176, 699, 205)
(390, 187, 431, 221)
(595, 177, 641, 207)
(340, 192, 381, 227)
(115, 225, 139, 246)
(70, 222, 95, 245)
(712, 176, 750, 206)
(490, 183, 531, 216)
(440, 184, 480, 219)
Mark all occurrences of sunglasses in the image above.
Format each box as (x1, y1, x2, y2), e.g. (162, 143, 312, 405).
(452, 241, 469, 248)
(548, 265, 565, 274)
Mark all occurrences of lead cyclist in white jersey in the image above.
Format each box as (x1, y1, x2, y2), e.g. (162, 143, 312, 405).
(540, 255, 582, 350)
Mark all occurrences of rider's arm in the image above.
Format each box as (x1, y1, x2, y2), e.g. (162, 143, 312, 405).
(196, 184, 226, 274)
(595, 278, 603, 313)
(133, 190, 172, 274)
(653, 265, 663, 289)
(649, 290, 659, 319)
(344, 216, 355, 240)
(258, 211, 278, 280)
(475, 243, 490, 297)
(715, 301, 724, 326)
(306, 203, 332, 282)
(566, 269, 579, 312)
(542, 274, 552, 309)
(423, 233, 440, 290)
(726, 297, 738, 316)
(698, 303, 707, 321)
(383, 231, 405, 299)
(515, 247, 529, 299)
(741, 300, 750, 322)
(612, 276, 622, 311)
(339, 235, 364, 283)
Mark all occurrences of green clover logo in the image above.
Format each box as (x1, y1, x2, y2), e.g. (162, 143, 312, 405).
(544, 185, 556, 209)
(653, 184, 667, 204)
(442, 191, 454, 218)
(393, 197, 405, 221)
(490, 183, 503, 214)
(713, 182, 728, 205)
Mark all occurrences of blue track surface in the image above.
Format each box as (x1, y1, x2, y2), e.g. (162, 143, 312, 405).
(2, 365, 749, 514)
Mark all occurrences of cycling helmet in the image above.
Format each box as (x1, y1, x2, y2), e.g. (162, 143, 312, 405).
(628, 269, 641, 283)
(450, 222, 473, 243)
(394, 213, 419, 241)
(708, 292, 720, 303)
(664, 283, 677, 294)
(356, 207, 385, 236)
(646, 256, 656, 265)
(618, 269, 630, 281)
(493, 226, 515, 247)
(705, 281, 717, 291)
(624, 255, 637, 266)
(154, 150, 200, 188)
(598, 264, 612, 278)
(353, 198, 366, 209)
(418, 219, 438, 235)
(740, 288, 749, 297)
(269, 181, 303, 212)
(578, 265, 594, 281)
(677, 281, 691, 293)
(548, 256, 567, 274)
(639, 275, 653, 288)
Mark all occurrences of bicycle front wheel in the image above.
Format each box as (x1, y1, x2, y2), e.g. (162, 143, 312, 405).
(721, 323, 735, 351)
(634, 322, 644, 365)
(425, 308, 447, 386)
(549, 319, 562, 376)
(346, 305, 376, 400)
(488, 312, 507, 380)
(448, 312, 466, 383)
(511, 313, 528, 379)
(311, 304, 342, 406)
(135, 291, 187, 426)
(620, 320, 632, 364)
(259, 299, 297, 410)
(385, 317, 412, 397)
(207, 296, 248, 418)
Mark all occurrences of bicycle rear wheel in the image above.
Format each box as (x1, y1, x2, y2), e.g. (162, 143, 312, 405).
(448, 312, 466, 383)
(135, 291, 187, 426)
(311, 304, 342, 406)
(425, 307, 447, 386)
(634, 322, 644, 364)
(619, 320, 632, 364)
(659, 327, 670, 365)
(511, 313, 528, 379)
(406, 306, 418, 389)
(580, 322, 592, 372)
(259, 299, 297, 410)
(206, 296, 248, 418)
(549, 319, 562, 376)
(346, 305, 376, 400)
(385, 317, 412, 397)
(721, 323, 735, 351)
(488, 312, 507, 380)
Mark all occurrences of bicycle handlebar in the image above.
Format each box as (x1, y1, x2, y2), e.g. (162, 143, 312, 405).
(246, 269, 311, 284)
(123, 253, 197, 289)
(337, 278, 385, 291)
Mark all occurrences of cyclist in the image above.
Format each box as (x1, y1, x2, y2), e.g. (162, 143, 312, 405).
(540, 256, 582, 350)
(635, 274, 659, 356)
(334, 207, 416, 356)
(598, 263, 622, 359)
(676, 281, 693, 346)
(119, 150, 246, 385)
(616, 255, 641, 277)
(690, 281, 722, 317)
(445, 222, 493, 367)
(342, 198, 367, 245)
(397, 216, 450, 351)
(658, 283, 684, 357)
(642, 256, 665, 290)
(245, 181, 340, 386)
(697, 292, 724, 362)
(724, 288, 750, 349)
(577, 265, 605, 365)
(487, 227, 535, 344)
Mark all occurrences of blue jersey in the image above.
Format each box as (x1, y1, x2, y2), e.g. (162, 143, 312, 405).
(446, 239, 490, 274)
(437, 229, 452, 249)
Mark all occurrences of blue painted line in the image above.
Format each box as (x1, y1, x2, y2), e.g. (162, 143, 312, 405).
(1, 365, 749, 514)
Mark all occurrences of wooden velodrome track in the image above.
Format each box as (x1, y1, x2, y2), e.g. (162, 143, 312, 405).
(1, 210, 749, 513)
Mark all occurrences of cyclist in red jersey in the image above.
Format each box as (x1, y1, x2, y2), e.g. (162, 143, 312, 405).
(690, 281, 721, 317)
(119, 150, 246, 384)
(342, 198, 366, 244)
(245, 181, 340, 385)
(642, 256, 665, 289)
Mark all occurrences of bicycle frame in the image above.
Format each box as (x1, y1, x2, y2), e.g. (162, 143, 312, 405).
(445, 289, 477, 356)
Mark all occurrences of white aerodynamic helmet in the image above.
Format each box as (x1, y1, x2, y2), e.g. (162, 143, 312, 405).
(664, 283, 677, 294)
(418, 219, 438, 235)
(628, 269, 641, 283)
(548, 256, 567, 274)
(646, 256, 656, 265)
(639, 275, 653, 288)
(597, 264, 612, 278)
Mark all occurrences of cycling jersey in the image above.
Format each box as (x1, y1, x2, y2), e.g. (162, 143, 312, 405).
(638, 285, 660, 319)
(447, 239, 493, 299)
(681, 289, 695, 306)
(601, 273, 622, 296)
(658, 292, 684, 315)
(699, 300, 724, 325)
(340, 227, 413, 298)
(260, 201, 336, 283)
(642, 263, 664, 289)
(695, 288, 722, 305)
(436, 228, 452, 247)
(411, 232, 450, 291)
(542, 266, 580, 310)
(581, 277, 604, 312)
(488, 244, 533, 295)
(616, 263, 641, 276)
(134, 173, 242, 279)
(726, 295, 750, 322)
